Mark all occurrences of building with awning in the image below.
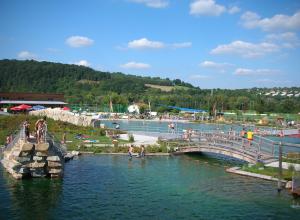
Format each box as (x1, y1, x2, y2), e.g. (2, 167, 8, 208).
(0, 92, 67, 108)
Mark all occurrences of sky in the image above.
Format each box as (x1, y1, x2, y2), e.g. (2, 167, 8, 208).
(0, 0, 300, 89)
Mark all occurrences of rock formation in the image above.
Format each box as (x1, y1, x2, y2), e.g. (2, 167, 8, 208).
(1, 139, 64, 179)
(29, 108, 93, 127)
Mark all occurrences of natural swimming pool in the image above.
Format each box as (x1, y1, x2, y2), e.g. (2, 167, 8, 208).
(99, 119, 300, 144)
(1, 154, 299, 220)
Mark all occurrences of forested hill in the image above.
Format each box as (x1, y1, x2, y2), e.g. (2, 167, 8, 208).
(0, 59, 299, 113)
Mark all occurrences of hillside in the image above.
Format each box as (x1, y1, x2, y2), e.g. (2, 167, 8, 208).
(0, 59, 299, 114)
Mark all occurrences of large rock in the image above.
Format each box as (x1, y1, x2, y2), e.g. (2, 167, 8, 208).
(20, 142, 34, 152)
(47, 161, 62, 168)
(35, 143, 49, 152)
(19, 167, 30, 174)
(35, 152, 48, 156)
(21, 151, 30, 156)
(48, 168, 62, 174)
(11, 150, 22, 157)
(31, 168, 46, 177)
(33, 156, 44, 161)
(47, 156, 61, 162)
(1, 159, 22, 171)
(15, 156, 31, 163)
(30, 162, 46, 168)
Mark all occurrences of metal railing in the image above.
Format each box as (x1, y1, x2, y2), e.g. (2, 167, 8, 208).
(0, 125, 25, 156)
(1, 122, 66, 159)
(164, 130, 300, 163)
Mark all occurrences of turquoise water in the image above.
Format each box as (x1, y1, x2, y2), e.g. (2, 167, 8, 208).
(100, 120, 236, 134)
(100, 120, 300, 144)
(1, 154, 300, 220)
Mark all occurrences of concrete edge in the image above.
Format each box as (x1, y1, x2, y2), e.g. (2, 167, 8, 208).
(226, 166, 287, 183)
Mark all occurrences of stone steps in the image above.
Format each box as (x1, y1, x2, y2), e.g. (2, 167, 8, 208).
(1, 139, 64, 179)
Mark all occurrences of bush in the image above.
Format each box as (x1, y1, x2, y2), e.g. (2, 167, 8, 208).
(128, 133, 134, 142)
(288, 164, 295, 172)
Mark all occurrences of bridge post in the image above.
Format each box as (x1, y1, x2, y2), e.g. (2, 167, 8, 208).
(257, 136, 262, 162)
(277, 142, 283, 192)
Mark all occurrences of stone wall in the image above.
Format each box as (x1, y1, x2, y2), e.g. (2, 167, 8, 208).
(29, 108, 93, 127)
(1, 140, 64, 179)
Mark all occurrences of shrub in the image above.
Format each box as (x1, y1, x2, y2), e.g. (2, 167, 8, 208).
(128, 133, 134, 142)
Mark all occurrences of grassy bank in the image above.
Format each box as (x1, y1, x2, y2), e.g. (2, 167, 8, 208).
(0, 115, 170, 154)
(241, 162, 299, 181)
(75, 144, 172, 154)
(0, 115, 127, 150)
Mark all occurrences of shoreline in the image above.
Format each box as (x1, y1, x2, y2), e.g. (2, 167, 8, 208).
(226, 166, 287, 183)
(77, 151, 171, 156)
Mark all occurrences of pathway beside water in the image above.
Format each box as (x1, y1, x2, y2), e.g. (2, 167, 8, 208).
(1, 154, 300, 220)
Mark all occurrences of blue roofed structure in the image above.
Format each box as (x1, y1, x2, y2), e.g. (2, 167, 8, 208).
(166, 105, 207, 113)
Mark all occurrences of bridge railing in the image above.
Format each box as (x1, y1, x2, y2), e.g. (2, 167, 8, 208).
(169, 130, 300, 162)
(193, 131, 260, 157)
(0, 124, 25, 156)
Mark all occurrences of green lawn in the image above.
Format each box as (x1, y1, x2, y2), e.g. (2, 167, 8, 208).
(241, 163, 299, 181)
(0, 115, 128, 151)
(0, 115, 169, 154)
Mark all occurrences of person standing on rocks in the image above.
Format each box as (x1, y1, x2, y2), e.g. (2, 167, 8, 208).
(35, 117, 47, 143)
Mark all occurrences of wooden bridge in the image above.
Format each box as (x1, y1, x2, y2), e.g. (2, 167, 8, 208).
(163, 130, 300, 164)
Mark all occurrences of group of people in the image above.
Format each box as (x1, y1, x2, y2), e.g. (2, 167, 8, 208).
(128, 145, 145, 159)
(21, 117, 47, 143)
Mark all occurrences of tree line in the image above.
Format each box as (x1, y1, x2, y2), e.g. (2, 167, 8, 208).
(0, 59, 299, 114)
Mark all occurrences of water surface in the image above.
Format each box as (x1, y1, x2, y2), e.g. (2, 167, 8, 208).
(1, 154, 300, 220)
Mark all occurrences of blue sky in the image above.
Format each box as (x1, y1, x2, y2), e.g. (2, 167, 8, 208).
(0, 0, 300, 89)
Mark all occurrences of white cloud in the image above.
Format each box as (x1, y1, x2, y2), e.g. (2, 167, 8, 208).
(240, 11, 300, 32)
(210, 40, 279, 58)
(74, 60, 91, 67)
(66, 36, 94, 48)
(190, 74, 211, 79)
(127, 38, 192, 49)
(129, 0, 169, 8)
(190, 0, 240, 16)
(190, 0, 226, 16)
(121, 61, 151, 69)
(265, 32, 300, 48)
(200, 61, 233, 73)
(200, 61, 233, 68)
(172, 42, 192, 48)
(234, 68, 280, 76)
(17, 51, 37, 60)
(228, 6, 240, 14)
(128, 38, 165, 49)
